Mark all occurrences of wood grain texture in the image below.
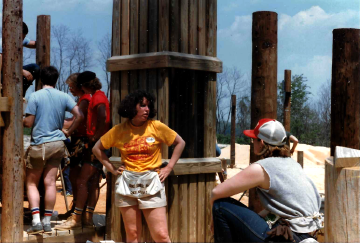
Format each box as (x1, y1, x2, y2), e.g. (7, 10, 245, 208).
(198, 0, 206, 56)
(179, 175, 189, 242)
(0, 97, 10, 112)
(180, 0, 189, 53)
(335, 146, 360, 168)
(168, 175, 179, 241)
(170, 0, 180, 52)
(159, 0, 170, 52)
(107, 51, 223, 73)
(188, 175, 198, 242)
(189, 0, 198, 55)
(2, 1, 25, 241)
(138, 0, 148, 90)
(35, 15, 51, 91)
(331, 29, 360, 156)
(283, 70, 291, 132)
(129, 0, 139, 91)
(325, 157, 360, 242)
(297, 151, 304, 168)
(158, 68, 169, 159)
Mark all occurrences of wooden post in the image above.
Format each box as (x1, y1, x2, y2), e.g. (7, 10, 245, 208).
(325, 147, 360, 242)
(35, 15, 51, 91)
(297, 151, 303, 168)
(230, 95, 236, 168)
(330, 29, 360, 156)
(283, 70, 291, 134)
(1, 0, 25, 241)
(249, 11, 278, 213)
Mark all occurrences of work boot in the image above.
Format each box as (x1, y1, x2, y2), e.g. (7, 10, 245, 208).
(82, 212, 94, 228)
(54, 215, 81, 230)
(27, 223, 43, 235)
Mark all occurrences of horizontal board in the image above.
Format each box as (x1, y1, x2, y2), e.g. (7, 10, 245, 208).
(335, 146, 360, 168)
(109, 157, 222, 175)
(107, 51, 222, 73)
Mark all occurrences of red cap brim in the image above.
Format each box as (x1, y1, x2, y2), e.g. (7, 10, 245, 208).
(243, 129, 257, 139)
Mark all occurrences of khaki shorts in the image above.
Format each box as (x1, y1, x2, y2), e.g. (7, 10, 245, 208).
(25, 140, 66, 170)
(115, 183, 167, 209)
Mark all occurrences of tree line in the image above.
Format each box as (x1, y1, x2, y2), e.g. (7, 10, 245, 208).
(216, 67, 331, 147)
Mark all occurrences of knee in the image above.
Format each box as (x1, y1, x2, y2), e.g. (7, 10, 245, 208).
(152, 228, 170, 242)
(126, 227, 139, 241)
(76, 178, 88, 189)
(43, 177, 56, 187)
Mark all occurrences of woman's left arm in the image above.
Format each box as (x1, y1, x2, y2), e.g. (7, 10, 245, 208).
(158, 134, 185, 182)
(210, 164, 270, 205)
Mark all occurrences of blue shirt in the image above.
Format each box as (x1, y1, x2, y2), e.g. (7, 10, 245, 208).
(25, 88, 76, 145)
(23, 37, 30, 46)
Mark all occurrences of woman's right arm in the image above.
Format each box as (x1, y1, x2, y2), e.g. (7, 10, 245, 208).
(92, 140, 122, 176)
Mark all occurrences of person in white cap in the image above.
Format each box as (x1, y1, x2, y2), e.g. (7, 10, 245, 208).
(210, 118, 323, 243)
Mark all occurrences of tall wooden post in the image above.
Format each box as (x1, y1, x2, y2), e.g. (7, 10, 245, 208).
(1, 0, 25, 241)
(283, 70, 291, 134)
(250, 11, 278, 213)
(35, 15, 51, 91)
(330, 29, 360, 156)
(297, 151, 303, 168)
(230, 95, 236, 168)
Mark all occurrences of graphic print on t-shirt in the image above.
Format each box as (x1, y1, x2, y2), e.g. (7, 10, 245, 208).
(124, 137, 156, 161)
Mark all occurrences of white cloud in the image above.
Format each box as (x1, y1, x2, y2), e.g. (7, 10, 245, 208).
(31, 0, 112, 13)
(218, 15, 252, 44)
(221, 2, 240, 12)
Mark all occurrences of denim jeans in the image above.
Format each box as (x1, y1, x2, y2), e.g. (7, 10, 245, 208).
(213, 198, 271, 242)
(23, 63, 40, 96)
(213, 198, 315, 243)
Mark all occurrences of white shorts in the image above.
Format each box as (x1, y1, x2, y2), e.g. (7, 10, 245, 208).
(115, 183, 167, 209)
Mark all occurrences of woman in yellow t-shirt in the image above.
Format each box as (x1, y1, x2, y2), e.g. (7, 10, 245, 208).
(93, 90, 185, 242)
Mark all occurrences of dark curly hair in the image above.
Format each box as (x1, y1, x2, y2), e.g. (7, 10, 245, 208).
(118, 90, 157, 119)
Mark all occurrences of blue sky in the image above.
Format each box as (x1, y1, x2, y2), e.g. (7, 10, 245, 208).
(1, 0, 360, 97)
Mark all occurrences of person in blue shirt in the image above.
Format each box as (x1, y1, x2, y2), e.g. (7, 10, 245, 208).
(23, 66, 84, 235)
(22, 22, 40, 96)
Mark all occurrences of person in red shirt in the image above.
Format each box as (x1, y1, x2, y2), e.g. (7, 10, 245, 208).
(62, 73, 91, 216)
(56, 71, 110, 229)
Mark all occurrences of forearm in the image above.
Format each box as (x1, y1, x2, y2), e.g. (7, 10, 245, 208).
(67, 116, 82, 135)
(167, 141, 185, 169)
(92, 142, 117, 173)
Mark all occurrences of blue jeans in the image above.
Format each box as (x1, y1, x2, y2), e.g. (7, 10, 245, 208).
(215, 143, 221, 157)
(213, 198, 271, 242)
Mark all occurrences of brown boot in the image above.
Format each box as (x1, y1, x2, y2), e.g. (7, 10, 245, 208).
(82, 212, 94, 228)
(55, 214, 82, 230)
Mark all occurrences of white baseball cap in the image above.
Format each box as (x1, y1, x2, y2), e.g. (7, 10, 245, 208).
(243, 119, 287, 146)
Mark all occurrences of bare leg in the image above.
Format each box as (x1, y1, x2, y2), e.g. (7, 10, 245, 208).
(69, 166, 81, 203)
(26, 168, 44, 209)
(119, 206, 142, 242)
(142, 207, 170, 243)
(42, 164, 59, 210)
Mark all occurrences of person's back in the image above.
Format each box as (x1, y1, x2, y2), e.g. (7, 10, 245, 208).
(27, 88, 76, 145)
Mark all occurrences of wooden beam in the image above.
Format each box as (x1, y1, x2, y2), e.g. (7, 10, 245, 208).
(36, 15, 51, 91)
(107, 51, 223, 73)
(109, 157, 222, 175)
(230, 95, 236, 168)
(283, 70, 291, 132)
(0, 97, 10, 112)
(335, 146, 360, 168)
(2, 0, 25, 241)
(297, 151, 304, 168)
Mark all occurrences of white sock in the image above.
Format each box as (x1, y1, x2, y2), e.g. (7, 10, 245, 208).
(31, 207, 41, 225)
(43, 209, 53, 224)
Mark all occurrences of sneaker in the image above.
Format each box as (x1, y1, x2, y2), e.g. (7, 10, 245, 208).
(66, 191, 73, 197)
(27, 223, 43, 235)
(43, 224, 52, 234)
(54, 215, 81, 230)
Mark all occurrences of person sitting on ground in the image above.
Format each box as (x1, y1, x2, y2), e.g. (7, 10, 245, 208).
(61, 73, 91, 217)
(22, 22, 40, 96)
(56, 71, 110, 229)
(92, 90, 185, 242)
(211, 119, 323, 243)
(286, 131, 299, 155)
(23, 66, 83, 235)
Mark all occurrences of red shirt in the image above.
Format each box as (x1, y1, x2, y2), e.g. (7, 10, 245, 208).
(73, 94, 91, 137)
(87, 90, 110, 137)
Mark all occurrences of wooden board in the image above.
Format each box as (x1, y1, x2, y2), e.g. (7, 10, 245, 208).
(107, 52, 223, 73)
(0, 97, 10, 112)
(335, 146, 360, 168)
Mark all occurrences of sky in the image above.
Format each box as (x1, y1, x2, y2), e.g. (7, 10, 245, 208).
(1, 0, 360, 97)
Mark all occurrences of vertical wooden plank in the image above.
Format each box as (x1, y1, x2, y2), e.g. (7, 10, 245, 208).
(148, 0, 158, 118)
(297, 151, 304, 168)
(197, 173, 206, 242)
(230, 95, 236, 168)
(168, 176, 179, 241)
(159, 0, 169, 52)
(139, 0, 148, 90)
(250, 11, 278, 213)
(35, 15, 51, 91)
(129, 0, 139, 92)
(206, 0, 215, 57)
(2, 0, 24, 241)
(179, 175, 189, 242)
(121, 0, 130, 123)
(203, 73, 216, 158)
(283, 70, 291, 132)
(180, 0, 189, 53)
(198, 0, 206, 56)
(189, 0, 198, 55)
(169, 0, 180, 52)
(158, 69, 169, 159)
(188, 175, 198, 242)
(205, 173, 216, 243)
(107, 1, 121, 240)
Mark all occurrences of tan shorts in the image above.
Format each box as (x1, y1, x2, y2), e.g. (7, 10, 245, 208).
(25, 140, 66, 170)
(115, 183, 167, 209)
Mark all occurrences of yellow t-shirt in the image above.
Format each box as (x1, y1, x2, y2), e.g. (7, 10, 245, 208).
(100, 119, 177, 172)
